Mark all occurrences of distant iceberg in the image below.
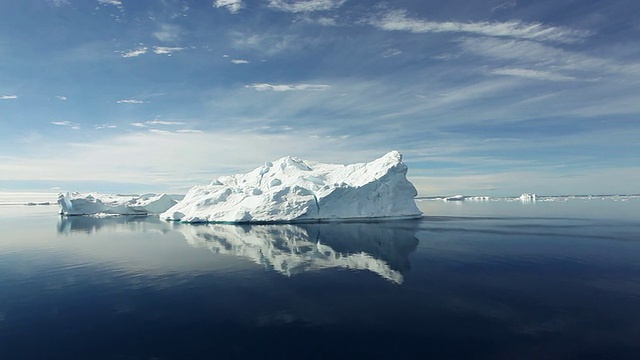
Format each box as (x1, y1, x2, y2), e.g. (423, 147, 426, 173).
(519, 193, 537, 202)
(443, 195, 465, 201)
(58, 192, 176, 216)
(161, 151, 422, 223)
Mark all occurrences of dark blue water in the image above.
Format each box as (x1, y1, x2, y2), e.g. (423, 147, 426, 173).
(1, 199, 639, 359)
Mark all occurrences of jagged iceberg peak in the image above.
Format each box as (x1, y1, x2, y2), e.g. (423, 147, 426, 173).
(161, 150, 422, 223)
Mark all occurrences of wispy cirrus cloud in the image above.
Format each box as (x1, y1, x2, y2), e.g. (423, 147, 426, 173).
(231, 59, 249, 64)
(147, 120, 186, 126)
(381, 48, 402, 58)
(153, 24, 181, 42)
(0, 95, 17, 100)
(491, 0, 517, 13)
(51, 121, 80, 130)
(98, 0, 122, 6)
(230, 31, 300, 56)
(121, 47, 148, 58)
(458, 37, 640, 78)
(49, 0, 70, 7)
(56, 95, 67, 101)
(490, 68, 576, 82)
(153, 46, 185, 55)
(214, 0, 244, 14)
(268, 0, 347, 13)
(117, 99, 144, 104)
(246, 83, 330, 91)
(130, 120, 186, 128)
(120, 46, 185, 57)
(370, 10, 591, 44)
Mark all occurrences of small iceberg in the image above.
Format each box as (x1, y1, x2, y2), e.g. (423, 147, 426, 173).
(58, 192, 177, 216)
(519, 193, 537, 202)
(443, 195, 465, 201)
(161, 151, 422, 223)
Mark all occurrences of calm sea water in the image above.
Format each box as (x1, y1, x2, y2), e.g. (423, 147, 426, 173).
(1, 197, 639, 359)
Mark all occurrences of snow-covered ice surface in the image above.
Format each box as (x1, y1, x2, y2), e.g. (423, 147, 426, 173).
(58, 192, 177, 216)
(161, 151, 422, 223)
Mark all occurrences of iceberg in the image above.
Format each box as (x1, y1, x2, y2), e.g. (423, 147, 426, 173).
(58, 192, 177, 216)
(443, 194, 465, 201)
(519, 193, 537, 202)
(161, 150, 422, 223)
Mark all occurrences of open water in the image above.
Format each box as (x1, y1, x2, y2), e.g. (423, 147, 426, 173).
(1, 195, 639, 359)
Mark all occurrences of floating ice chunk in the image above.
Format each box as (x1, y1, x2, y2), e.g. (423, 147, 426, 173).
(519, 193, 537, 202)
(444, 195, 465, 201)
(161, 151, 422, 223)
(466, 196, 490, 201)
(58, 192, 177, 216)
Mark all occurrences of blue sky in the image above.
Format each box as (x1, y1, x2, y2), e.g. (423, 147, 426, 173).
(1, 0, 639, 196)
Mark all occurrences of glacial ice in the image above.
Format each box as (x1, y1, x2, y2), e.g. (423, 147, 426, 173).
(58, 192, 176, 216)
(160, 150, 422, 223)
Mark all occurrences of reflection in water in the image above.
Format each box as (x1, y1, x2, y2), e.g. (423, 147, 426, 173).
(57, 215, 419, 284)
(57, 215, 170, 235)
(175, 222, 419, 284)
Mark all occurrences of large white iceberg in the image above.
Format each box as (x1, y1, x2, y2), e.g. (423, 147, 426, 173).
(161, 150, 422, 223)
(58, 192, 177, 216)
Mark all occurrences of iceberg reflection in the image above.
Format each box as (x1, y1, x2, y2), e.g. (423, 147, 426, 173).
(57, 215, 419, 284)
(172, 221, 419, 284)
(57, 215, 170, 235)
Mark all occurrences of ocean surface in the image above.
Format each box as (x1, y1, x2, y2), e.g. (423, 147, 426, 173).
(1, 194, 639, 359)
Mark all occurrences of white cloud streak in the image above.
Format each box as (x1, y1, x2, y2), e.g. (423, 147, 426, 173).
(371, 10, 591, 43)
(95, 124, 117, 130)
(146, 120, 185, 125)
(245, 83, 330, 91)
(121, 47, 148, 58)
(231, 59, 249, 64)
(268, 0, 347, 13)
(98, 0, 122, 5)
(0, 95, 17, 100)
(117, 99, 144, 104)
(51, 121, 80, 130)
(490, 68, 576, 82)
(153, 46, 185, 55)
(56, 95, 68, 101)
(213, 0, 244, 14)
